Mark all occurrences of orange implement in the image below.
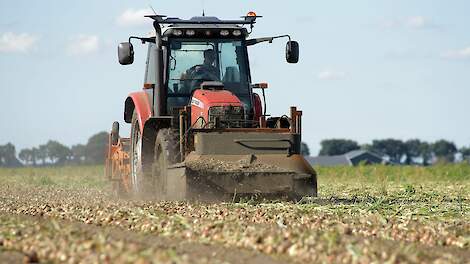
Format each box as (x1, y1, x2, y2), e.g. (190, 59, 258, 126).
(105, 136, 131, 192)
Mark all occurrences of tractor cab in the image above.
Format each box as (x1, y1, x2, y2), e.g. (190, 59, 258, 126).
(118, 13, 299, 128)
(166, 34, 251, 110)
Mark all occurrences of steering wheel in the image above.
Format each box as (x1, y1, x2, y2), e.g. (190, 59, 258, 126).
(186, 65, 220, 91)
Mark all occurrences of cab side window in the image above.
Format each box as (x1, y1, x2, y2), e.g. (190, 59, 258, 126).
(144, 43, 157, 84)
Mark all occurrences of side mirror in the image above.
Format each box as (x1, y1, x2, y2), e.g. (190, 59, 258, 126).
(118, 42, 134, 65)
(286, 41, 299, 63)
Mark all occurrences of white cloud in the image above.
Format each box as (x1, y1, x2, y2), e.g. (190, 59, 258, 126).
(116, 8, 153, 27)
(382, 16, 435, 30)
(405, 16, 429, 29)
(0, 32, 38, 53)
(317, 70, 346, 81)
(67, 35, 99, 56)
(442, 46, 470, 60)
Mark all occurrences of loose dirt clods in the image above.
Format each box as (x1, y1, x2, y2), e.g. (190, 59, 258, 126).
(186, 156, 290, 173)
(0, 165, 469, 263)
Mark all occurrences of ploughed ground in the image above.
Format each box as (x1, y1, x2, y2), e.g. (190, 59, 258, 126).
(0, 166, 469, 263)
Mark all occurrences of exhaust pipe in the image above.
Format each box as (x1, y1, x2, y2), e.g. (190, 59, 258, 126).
(153, 20, 167, 116)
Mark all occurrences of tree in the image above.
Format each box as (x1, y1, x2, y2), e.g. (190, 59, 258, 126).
(19, 148, 33, 165)
(404, 139, 423, 164)
(432, 140, 457, 163)
(85, 132, 109, 164)
(31, 147, 39, 166)
(370, 139, 407, 164)
(37, 144, 48, 165)
(71, 144, 87, 164)
(461, 147, 470, 163)
(418, 141, 432, 165)
(300, 142, 310, 156)
(46, 140, 71, 165)
(0, 143, 22, 167)
(0, 145, 5, 166)
(319, 139, 360, 156)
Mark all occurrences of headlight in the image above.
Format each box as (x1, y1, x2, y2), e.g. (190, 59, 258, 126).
(173, 29, 183, 36)
(220, 30, 230, 36)
(209, 106, 244, 116)
(232, 30, 242, 36)
(209, 106, 224, 116)
(186, 29, 195, 36)
(209, 105, 245, 128)
(230, 106, 243, 113)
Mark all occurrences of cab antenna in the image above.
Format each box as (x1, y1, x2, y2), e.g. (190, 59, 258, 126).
(149, 4, 157, 15)
(202, 0, 205, 16)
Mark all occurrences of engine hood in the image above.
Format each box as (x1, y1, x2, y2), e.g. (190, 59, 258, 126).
(191, 89, 242, 107)
(190, 89, 243, 129)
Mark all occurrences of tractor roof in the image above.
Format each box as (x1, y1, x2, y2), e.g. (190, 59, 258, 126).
(145, 13, 261, 38)
(146, 14, 259, 26)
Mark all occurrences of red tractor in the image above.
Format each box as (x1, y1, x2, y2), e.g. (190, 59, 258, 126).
(105, 12, 317, 200)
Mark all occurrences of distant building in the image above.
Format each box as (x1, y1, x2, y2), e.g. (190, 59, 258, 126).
(307, 150, 386, 167)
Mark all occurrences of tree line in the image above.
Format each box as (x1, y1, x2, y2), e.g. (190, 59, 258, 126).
(319, 139, 470, 165)
(0, 132, 109, 167)
(2, 135, 469, 167)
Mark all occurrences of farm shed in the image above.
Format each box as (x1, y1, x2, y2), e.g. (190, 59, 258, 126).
(307, 150, 385, 167)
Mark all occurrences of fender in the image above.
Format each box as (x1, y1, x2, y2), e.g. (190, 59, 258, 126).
(252, 93, 262, 121)
(125, 92, 171, 170)
(141, 116, 173, 167)
(124, 91, 152, 133)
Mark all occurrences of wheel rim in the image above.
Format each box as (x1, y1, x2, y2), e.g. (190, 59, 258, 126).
(131, 125, 142, 192)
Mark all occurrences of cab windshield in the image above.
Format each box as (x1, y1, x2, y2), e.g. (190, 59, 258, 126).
(167, 39, 251, 107)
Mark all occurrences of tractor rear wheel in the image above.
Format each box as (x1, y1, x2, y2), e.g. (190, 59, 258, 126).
(130, 110, 154, 198)
(153, 128, 181, 200)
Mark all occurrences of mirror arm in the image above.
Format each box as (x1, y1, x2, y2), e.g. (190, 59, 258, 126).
(128, 36, 155, 44)
(246, 34, 291, 46)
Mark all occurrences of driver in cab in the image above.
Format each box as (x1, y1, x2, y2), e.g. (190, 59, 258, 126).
(181, 49, 220, 92)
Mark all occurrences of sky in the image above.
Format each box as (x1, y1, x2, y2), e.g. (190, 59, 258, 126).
(1, 0, 469, 155)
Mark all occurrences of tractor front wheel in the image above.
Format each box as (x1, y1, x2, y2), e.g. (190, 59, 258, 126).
(153, 128, 180, 200)
(130, 110, 154, 199)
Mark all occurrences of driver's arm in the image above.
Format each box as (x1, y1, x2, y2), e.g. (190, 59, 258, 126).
(180, 65, 199, 92)
(179, 71, 191, 93)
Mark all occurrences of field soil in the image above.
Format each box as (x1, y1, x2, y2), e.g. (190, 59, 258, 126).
(0, 165, 469, 263)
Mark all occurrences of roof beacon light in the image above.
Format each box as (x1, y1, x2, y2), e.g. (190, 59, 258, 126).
(247, 11, 257, 17)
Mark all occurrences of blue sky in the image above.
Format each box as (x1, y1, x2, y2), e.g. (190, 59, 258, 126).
(1, 0, 469, 154)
